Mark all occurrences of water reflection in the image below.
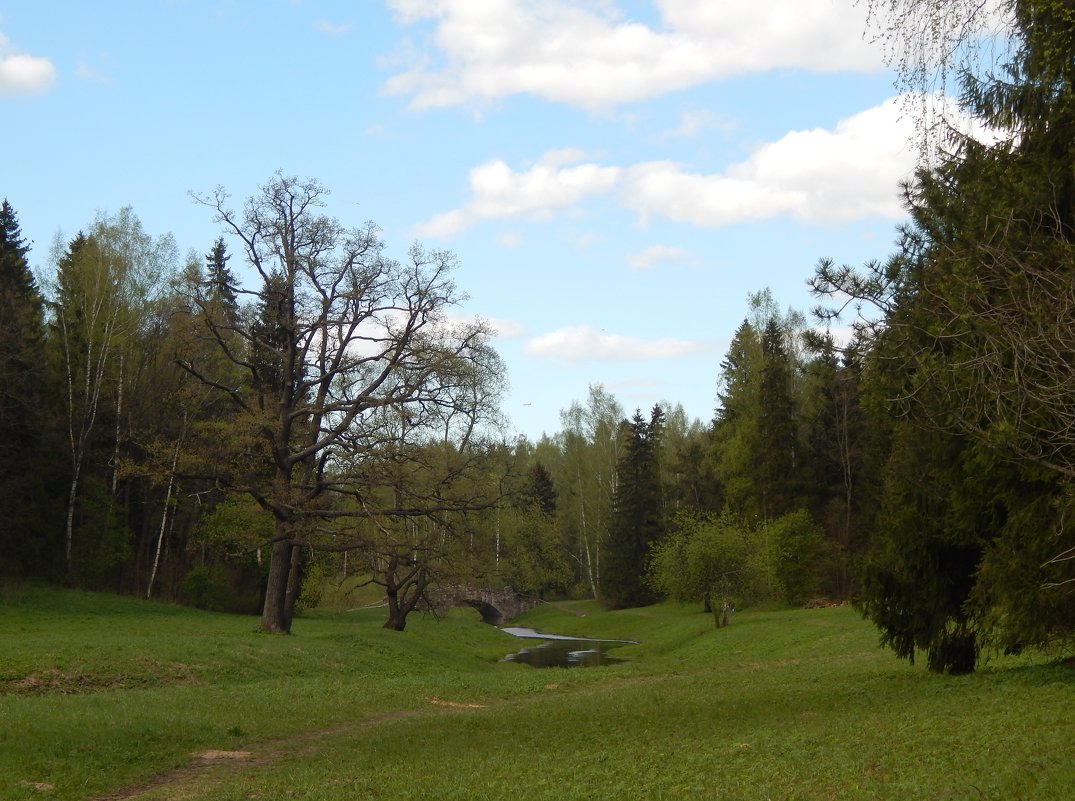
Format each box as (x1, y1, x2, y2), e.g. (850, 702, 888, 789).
(500, 627, 634, 668)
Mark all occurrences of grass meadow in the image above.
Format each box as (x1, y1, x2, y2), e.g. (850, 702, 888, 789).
(1, 585, 1072, 801)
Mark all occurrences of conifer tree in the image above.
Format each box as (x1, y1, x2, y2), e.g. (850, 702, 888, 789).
(204, 235, 239, 323)
(602, 406, 666, 608)
(757, 317, 798, 518)
(0, 200, 56, 575)
(813, 0, 1075, 668)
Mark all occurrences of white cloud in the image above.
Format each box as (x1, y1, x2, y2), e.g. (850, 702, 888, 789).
(488, 317, 528, 339)
(524, 324, 707, 363)
(385, 0, 879, 110)
(441, 310, 527, 339)
(414, 208, 467, 238)
(314, 20, 352, 35)
(571, 232, 604, 249)
(538, 147, 590, 167)
(813, 325, 856, 348)
(0, 32, 56, 96)
(661, 109, 736, 140)
(628, 244, 689, 271)
(75, 62, 111, 84)
(496, 231, 522, 248)
(416, 98, 921, 236)
(413, 149, 621, 237)
(623, 97, 917, 226)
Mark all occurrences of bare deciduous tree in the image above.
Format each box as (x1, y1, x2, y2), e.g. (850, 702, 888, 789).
(183, 173, 501, 633)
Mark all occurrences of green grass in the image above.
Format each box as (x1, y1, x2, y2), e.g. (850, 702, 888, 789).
(1, 587, 1072, 801)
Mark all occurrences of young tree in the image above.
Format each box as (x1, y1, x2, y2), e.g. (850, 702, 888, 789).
(184, 173, 499, 633)
(649, 512, 761, 627)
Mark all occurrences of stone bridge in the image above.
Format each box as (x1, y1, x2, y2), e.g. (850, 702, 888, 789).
(434, 586, 541, 625)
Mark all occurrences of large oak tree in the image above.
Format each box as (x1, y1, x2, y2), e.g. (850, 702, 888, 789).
(184, 173, 499, 633)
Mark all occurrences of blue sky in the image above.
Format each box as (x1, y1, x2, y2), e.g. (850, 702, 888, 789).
(1, 1, 918, 440)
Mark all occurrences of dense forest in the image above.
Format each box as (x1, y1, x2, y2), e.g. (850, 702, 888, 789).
(2, 0, 1073, 674)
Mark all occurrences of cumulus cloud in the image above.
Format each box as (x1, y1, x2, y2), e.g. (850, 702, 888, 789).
(416, 98, 924, 236)
(0, 32, 56, 96)
(628, 244, 689, 271)
(385, 0, 879, 110)
(623, 97, 917, 226)
(413, 149, 621, 237)
(524, 324, 707, 363)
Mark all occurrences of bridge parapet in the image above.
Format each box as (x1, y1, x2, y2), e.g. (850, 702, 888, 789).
(434, 585, 541, 625)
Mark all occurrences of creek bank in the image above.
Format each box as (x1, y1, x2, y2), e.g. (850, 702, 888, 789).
(499, 626, 636, 668)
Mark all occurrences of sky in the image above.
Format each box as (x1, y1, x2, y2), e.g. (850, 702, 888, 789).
(0, 0, 920, 441)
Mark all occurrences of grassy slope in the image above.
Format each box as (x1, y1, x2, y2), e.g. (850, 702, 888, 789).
(1, 587, 1072, 801)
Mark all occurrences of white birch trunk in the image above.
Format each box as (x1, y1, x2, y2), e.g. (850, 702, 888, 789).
(146, 468, 175, 600)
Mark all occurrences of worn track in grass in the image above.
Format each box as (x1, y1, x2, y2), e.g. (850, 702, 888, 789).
(88, 706, 446, 800)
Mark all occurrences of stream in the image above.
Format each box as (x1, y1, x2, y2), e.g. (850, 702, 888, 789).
(500, 626, 636, 668)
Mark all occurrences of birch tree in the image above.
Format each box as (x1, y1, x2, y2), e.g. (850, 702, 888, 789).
(557, 384, 623, 598)
(48, 210, 175, 576)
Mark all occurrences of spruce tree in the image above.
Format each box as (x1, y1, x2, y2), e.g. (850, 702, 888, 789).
(757, 317, 798, 518)
(204, 235, 239, 322)
(814, 0, 1075, 668)
(0, 200, 56, 575)
(602, 407, 666, 608)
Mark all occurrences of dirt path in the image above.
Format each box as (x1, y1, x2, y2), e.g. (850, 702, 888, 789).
(77, 669, 667, 801)
(87, 701, 482, 801)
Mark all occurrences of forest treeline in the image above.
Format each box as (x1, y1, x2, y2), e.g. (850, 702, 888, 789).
(2, 1, 1073, 673)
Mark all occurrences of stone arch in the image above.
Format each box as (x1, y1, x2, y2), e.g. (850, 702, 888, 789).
(462, 598, 505, 625)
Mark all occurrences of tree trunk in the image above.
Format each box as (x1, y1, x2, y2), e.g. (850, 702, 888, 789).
(147, 433, 182, 600)
(381, 553, 427, 631)
(713, 599, 730, 628)
(283, 543, 304, 628)
(64, 469, 79, 573)
(383, 558, 406, 631)
(146, 473, 175, 599)
(384, 595, 407, 631)
(577, 467, 598, 599)
(261, 535, 293, 633)
(111, 351, 124, 495)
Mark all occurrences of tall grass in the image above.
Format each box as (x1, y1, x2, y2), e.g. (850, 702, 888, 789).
(2, 586, 1071, 800)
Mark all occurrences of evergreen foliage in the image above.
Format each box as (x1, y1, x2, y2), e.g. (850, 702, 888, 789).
(601, 406, 666, 608)
(502, 460, 570, 597)
(204, 235, 239, 322)
(5, 95, 1073, 672)
(0, 200, 59, 576)
(812, 0, 1075, 670)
